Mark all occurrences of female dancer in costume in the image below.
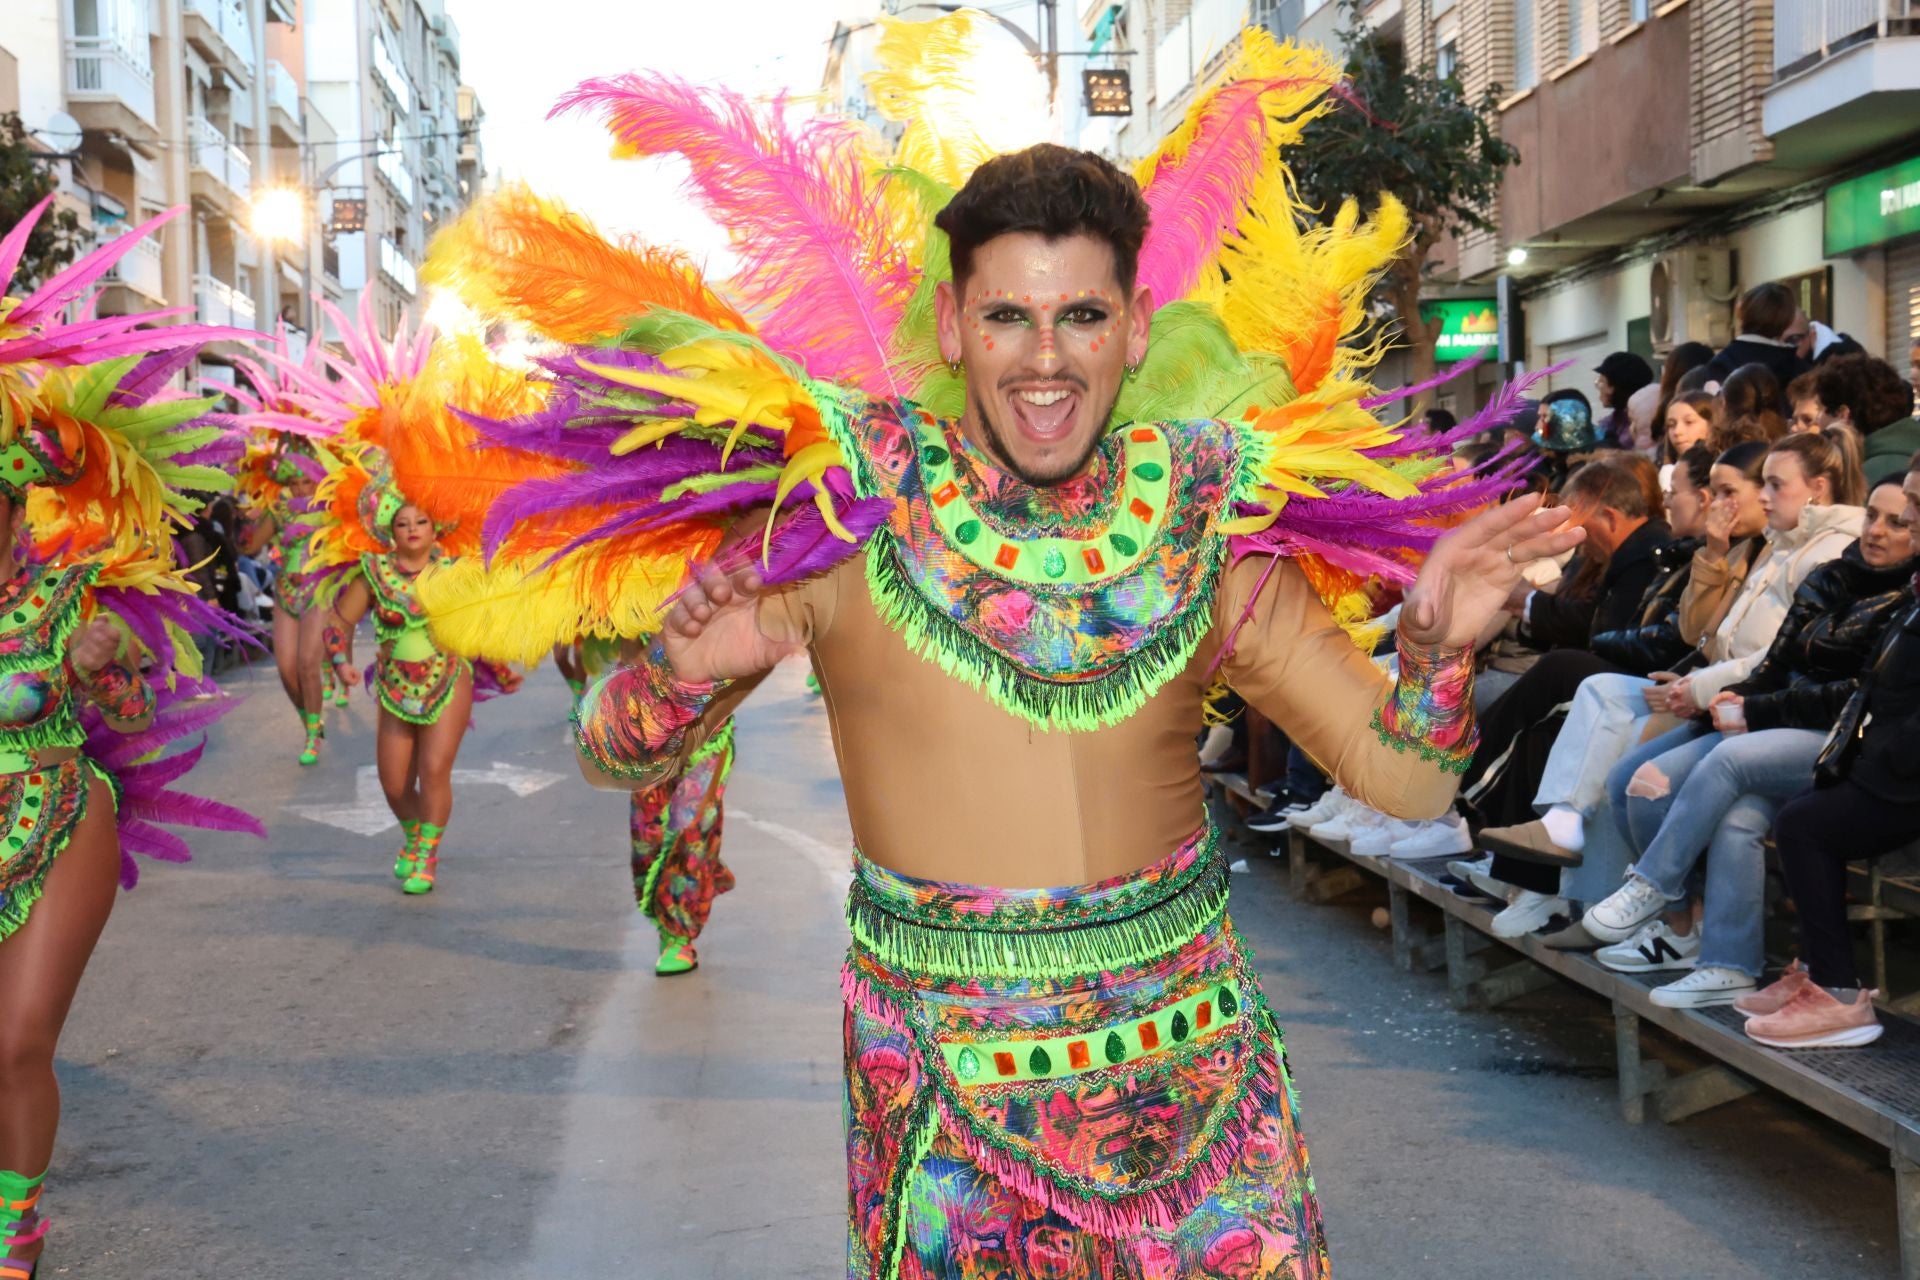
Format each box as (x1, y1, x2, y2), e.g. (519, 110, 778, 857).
(241, 448, 335, 763)
(0, 201, 266, 1279)
(325, 482, 497, 895)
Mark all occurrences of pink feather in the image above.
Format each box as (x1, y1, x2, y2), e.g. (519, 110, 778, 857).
(1135, 74, 1340, 305)
(554, 75, 912, 396)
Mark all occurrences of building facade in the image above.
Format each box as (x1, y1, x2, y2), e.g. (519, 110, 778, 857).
(0, 0, 485, 374)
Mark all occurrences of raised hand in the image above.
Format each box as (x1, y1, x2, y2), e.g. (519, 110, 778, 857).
(66, 618, 123, 676)
(1703, 496, 1736, 555)
(661, 557, 803, 684)
(1401, 494, 1586, 650)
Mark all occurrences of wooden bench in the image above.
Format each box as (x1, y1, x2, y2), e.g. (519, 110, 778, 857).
(1272, 822, 1920, 1278)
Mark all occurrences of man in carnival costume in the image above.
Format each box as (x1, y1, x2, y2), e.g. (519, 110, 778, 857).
(414, 23, 1580, 1276)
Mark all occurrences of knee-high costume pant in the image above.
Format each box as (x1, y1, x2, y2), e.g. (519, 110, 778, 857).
(630, 719, 736, 942)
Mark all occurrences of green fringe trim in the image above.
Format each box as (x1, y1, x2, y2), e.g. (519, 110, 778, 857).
(881, 1089, 942, 1280)
(863, 536, 1226, 733)
(847, 860, 1231, 982)
(1369, 706, 1475, 775)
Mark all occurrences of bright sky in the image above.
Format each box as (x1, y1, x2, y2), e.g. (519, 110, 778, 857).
(444, 0, 858, 271)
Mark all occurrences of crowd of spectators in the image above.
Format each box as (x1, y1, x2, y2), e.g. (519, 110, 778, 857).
(1220, 281, 1920, 1051)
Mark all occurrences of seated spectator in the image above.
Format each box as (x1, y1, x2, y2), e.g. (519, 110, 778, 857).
(1477, 433, 1862, 934)
(1786, 371, 1832, 434)
(1652, 341, 1716, 450)
(1715, 364, 1789, 450)
(1756, 450, 1920, 1048)
(1581, 471, 1907, 1009)
(1512, 453, 1671, 650)
(1532, 390, 1604, 490)
(1662, 389, 1720, 463)
(1811, 353, 1919, 487)
(1594, 352, 1655, 450)
(1422, 407, 1457, 434)
(1704, 282, 1812, 391)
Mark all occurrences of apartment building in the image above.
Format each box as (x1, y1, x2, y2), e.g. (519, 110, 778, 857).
(0, 0, 485, 372)
(1079, 0, 1920, 404)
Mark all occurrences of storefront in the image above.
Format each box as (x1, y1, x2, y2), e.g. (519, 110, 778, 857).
(1826, 153, 1920, 363)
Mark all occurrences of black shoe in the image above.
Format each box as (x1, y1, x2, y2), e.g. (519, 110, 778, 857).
(1245, 797, 1306, 833)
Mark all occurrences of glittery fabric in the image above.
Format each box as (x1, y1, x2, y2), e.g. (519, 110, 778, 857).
(842, 833, 1329, 1280)
(630, 719, 736, 942)
(573, 639, 722, 788)
(1372, 636, 1477, 774)
(829, 398, 1248, 731)
(361, 551, 470, 725)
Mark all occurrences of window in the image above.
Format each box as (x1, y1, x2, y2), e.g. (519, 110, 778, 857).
(1514, 0, 1538, 88)
(1630, 0, 1650, 19)
(1566, 0, 1598, 60)
(1437, 38, 1459, 80)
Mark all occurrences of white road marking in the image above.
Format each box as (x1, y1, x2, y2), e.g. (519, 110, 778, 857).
(285, 762, 564, 835)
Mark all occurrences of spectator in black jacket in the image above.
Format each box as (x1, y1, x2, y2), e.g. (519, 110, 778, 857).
(1704, 282, 1812, 393)
(1515, 454, 1672, 649)
(1579, 475, 1916, 1008)
(1754, 451, 1920, 1047)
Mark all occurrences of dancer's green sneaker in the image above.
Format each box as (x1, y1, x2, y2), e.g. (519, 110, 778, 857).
(402, 823, 444, 894)
(297, 712, 323, 766)
(655, 936, 698, 975)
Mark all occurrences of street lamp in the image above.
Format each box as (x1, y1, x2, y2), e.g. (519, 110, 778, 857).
(248, 186, 308, 245)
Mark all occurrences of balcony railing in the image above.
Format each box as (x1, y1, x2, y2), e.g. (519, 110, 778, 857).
(102, 235, 164, 300)
(189, 115, 252, 201)
(65, 36, 156, 127)
(379, 237, 418, 295)
(193, 273, 258, 330)
(183, 0, 256, 72)
(1775, 0, 1919, 74)
(371, 31, 413, 112)
(1155, 0, 1248, 108)
(376, 147, 414, 205)
(266, 59, 301, 123)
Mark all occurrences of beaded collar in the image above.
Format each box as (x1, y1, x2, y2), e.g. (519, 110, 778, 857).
(828, 395, 1248, 731)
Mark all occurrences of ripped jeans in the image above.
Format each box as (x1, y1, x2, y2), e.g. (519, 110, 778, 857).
(1602, 724, 1826, 976)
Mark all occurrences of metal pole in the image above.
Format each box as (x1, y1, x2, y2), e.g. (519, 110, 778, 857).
(1045, 0, 1060, 107)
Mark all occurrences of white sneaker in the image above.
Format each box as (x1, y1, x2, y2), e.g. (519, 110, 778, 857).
(1384, 814, 1473, 861)
(1310, 805, 1389, 844)
(1491, 889, 1567, 939)
(1596, 919, 1699, 973)
(1649, 965, 1755, 1009)
(1350, 818, 1424, 857)
(1583, 875, 1671, 943)
(1288, 787, 1349, 830)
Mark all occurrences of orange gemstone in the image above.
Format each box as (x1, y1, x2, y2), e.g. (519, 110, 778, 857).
(1195, 1001, 1212, 1030)
(1082, 548, 1106, 573)
(1130, 427, 1156, 442)
(1129, 498, 1154, 521)
(1068, 1040, 1090, 1070)
(931, 481, 961, 508)
(993, 1051, 1017, 1077)
(1138, 1021, 1160, 1051)
(993, 544, 1020, 570)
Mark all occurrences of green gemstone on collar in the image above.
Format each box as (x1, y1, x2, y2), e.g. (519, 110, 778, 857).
(1219, 985, 1239, 1017)
(1042, 548, 1067, 579)
(1104, 1030, 1127, 1064)
(955, 1046, 980, 1080)
(1171, 1009, 1191, 1042)
(1133, 462, 1165, 482)
(1108, 532, 1138, 556)
(955, 519, 981, 545)
(923, 446, 949, 468)
(1028, 1045, 1052, 1076)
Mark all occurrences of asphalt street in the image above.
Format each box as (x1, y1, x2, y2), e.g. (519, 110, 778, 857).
(42, 655, 1905, 1278)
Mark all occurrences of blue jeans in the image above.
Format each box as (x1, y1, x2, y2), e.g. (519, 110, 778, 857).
(1611, 727, 1827, 976)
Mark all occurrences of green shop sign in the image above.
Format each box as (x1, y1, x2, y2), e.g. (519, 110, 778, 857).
(1825, 154, 1920, 256)
(1421, 299, 1499, 363)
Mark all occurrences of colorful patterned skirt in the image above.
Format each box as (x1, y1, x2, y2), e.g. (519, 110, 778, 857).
(842, 829, 1330, 1280)
(0, 758, 108, 943)
(631, 720, 736, 941)
(374, 651, 470, 725)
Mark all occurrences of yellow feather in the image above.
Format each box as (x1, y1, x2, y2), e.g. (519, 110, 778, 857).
(418, 551, 698, 664)
(862, 11, 1037, 190)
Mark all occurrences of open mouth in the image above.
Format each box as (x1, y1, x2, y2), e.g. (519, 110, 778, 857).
(1006, 385, 1082, 444)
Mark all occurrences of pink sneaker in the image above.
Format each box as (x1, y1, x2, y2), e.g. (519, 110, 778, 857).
(1745, 984, 1883, 1049)
(1733, 959, 1810, 1018)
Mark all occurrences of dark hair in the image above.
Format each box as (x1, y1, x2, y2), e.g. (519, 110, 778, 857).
(1674, 442, 1715, 493)
(1544, 388, 1591, 412)
(1811, 354, 1916, 433)
(1424, 408, 1458, 433)
(1653, 341, 1715, 450)
(1716, 439, 1771, 483)
(1736, 282, 1799, 340)
(1595, 352, 1654, 408)
(1813, 334, 1866, 364)
(1677, 364, 1715, 396)
(1717, 362, 1788, 448)
(1767, 426, 1867, 507)
(934, 144, 1151, 293)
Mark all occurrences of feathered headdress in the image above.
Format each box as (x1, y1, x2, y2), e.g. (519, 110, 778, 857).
(415, 19, 1532, 669)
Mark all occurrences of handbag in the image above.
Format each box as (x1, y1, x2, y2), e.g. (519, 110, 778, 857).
(1813, 600, 1915, 786)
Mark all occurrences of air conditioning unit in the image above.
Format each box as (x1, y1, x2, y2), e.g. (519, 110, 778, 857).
(1648, 246, 1736, 351)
